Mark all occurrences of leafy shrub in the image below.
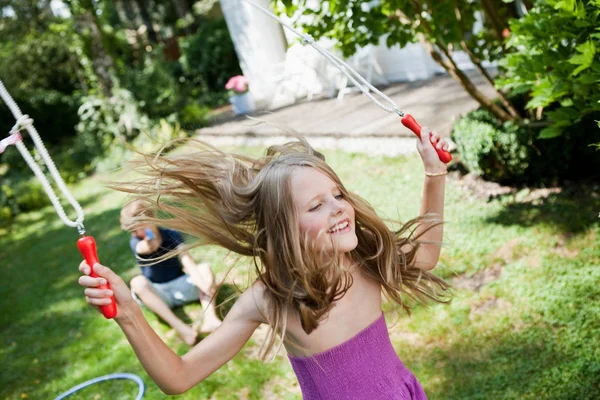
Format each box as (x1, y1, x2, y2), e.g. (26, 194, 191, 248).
(453, 109, 600, 184)
(179, 102, 212, 127)
(0, 178, 50, 223)
(496, 0, 600, 138)
(179, 18, 242, 98)
(452, 110, 530, 183)
(94, 118, 187, 173)
(14, 179, 51, 212)
(118, 51, 183, 119)
(74, 88, 150, 170)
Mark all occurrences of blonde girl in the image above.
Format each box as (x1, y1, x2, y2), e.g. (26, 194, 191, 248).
(78, 128, 451, 399)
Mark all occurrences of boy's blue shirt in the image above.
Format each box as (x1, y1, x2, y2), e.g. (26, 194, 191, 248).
(130, 228, 186, 283)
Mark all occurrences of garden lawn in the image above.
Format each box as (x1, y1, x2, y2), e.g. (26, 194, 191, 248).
(1, 146, 599, 399)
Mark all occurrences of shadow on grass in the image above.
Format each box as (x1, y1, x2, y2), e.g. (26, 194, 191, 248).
(485, 185, 600, 234)
(404, 246, 600, 399)
(415, 323, 600, 399)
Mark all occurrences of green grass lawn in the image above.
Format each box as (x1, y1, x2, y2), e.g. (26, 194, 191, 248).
(1, 146, 599, 399)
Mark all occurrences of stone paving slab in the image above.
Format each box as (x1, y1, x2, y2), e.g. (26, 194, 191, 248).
(198, 72, 496, 139)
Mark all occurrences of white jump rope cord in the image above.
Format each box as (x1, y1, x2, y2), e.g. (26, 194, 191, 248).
(0, 79, 86, 233)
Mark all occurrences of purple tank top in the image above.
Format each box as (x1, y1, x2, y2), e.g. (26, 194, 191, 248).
(288, 313, 428, 400)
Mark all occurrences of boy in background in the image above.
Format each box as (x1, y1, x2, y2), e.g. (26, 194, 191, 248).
(120, 199, 222, 345)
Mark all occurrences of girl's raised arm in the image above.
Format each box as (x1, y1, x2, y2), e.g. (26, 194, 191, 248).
(411, 127, 449, 271)
(79, 262, 265, 395)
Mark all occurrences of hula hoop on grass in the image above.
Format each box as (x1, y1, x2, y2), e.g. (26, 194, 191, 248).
(54, 373, 145, 400)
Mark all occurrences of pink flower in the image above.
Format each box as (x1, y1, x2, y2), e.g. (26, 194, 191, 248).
(225, 75, 249, 94)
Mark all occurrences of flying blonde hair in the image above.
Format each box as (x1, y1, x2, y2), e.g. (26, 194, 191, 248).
(114, 137, 450, 358)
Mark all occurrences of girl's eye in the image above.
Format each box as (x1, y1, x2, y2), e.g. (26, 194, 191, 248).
(334, 193, 343, 200)
(309, 204, 321, 212)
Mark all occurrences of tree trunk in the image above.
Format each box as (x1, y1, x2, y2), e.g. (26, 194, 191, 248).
(459, 40, 521, 119)
(73, 1, 115, 97)
(407, 1, 513, 121)
(481, 0, 506, 42)
(133, 0, 159, 43)
(114, 0, 131, 28)
(452, 3, 521, 119)
(419, 34, 512, 122)
(172, 0, 198, 34)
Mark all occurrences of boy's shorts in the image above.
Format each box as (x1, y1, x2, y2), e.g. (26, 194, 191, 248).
(132, 274, 200, 308)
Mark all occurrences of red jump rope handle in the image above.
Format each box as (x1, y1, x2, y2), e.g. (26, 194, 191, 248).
(77, 236, 117, 319)
(401, 114, 453, 164)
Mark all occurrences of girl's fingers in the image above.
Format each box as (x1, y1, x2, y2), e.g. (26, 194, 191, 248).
(84, 288, 113, 298)
(79, 275, 107, 288)
(79, 260, 91, 275)
(436, 138, 448, 150)
(86, 296, 113, 306)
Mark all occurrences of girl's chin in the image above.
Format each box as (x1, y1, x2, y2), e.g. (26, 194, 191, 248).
(328, 234, 359, 253)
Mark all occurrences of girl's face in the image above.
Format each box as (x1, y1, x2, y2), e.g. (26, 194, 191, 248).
(291, 167, 358, 253)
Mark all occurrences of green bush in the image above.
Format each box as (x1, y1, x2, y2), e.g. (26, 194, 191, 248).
(179, 102, 212, 127)
(118, 51, 183, 119)
(451, 110, 530, 183)
(179, 18, 242, 96)
(452, 108, 600, 185)
(75, 88, 150, 170)
(14, 179, 51, 212)
(0, 178, 50, 223)
(94, 118, 187, 173)
(496, 0, 600, 138)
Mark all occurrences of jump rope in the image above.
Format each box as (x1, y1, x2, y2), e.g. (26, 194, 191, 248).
(0, 1, 451, 396)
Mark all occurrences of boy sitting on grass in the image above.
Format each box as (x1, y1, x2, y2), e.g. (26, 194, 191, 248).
(120, 199, 222, 345)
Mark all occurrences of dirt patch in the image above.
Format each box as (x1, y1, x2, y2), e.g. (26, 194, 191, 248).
(469, 296, 512, 319)
(261, 374, 302, 399)
(449, 171, 516, 201)
(453, 263, 504, 291)
(449, 171, 564, 203)
(493, 238, 521, 263)
(453, 238, 526, 291)
(550, 232, 580, 259)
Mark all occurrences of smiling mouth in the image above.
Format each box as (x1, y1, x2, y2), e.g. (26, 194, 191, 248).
(328, 219, 351, 234)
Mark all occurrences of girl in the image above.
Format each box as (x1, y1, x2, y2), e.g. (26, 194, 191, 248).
(78, 128, 451, 399)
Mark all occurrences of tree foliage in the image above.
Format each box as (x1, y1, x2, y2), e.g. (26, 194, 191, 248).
(496, 0, 600, 138)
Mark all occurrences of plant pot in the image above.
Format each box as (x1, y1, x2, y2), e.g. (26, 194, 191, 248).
(229, 92, 255, 115)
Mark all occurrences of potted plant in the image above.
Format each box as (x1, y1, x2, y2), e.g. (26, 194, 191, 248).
(225, 75, 254, 115)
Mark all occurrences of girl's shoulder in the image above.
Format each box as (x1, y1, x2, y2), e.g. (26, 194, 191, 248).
(233, 279, 268, 324)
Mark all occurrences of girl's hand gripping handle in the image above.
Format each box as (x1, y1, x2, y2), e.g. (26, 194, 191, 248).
(77, 236, 117, 319)
(401, 114, 453, 164)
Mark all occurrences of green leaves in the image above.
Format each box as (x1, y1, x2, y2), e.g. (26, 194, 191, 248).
(277, 0, 490, 59)
(538, 126, 563, 139)
(497, 0, 600, 138)
(568, 40, 596, 76)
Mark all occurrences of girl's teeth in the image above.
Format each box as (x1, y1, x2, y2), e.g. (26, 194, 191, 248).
(330, 221, 349, 232)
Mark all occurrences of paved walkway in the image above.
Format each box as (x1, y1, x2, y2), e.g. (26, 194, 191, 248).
(197, 72, 496, 156)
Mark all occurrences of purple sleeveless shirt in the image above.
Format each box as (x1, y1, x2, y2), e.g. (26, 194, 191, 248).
(288, 313, 428, 400)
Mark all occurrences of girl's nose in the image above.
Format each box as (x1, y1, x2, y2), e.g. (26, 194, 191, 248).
(330, 203, 343, 216)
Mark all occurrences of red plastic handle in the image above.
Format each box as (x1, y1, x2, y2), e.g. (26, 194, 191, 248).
(401, 114, 452, 164)
(77, 236, 117, 319)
